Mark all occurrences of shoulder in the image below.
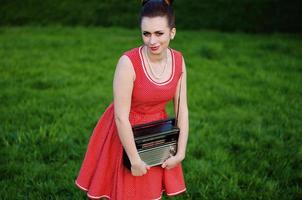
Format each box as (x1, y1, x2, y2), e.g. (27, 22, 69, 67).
(117, 46, 141, 69)
(115, 54, 136, 81)
(117, 55, 132, 67)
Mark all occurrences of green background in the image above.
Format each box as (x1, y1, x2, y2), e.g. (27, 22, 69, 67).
(0, 0, 302, 199)
(0, 26, 301, 199)
(0, 0, 301, 32)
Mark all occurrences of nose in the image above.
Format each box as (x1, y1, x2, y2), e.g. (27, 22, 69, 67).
(149, 34, 157, 45)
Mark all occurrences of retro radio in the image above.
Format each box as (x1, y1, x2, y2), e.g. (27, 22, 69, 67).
(123, 118, 179, 169)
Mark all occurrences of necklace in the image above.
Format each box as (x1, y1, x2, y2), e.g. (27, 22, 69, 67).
(145, 47, 168, 80)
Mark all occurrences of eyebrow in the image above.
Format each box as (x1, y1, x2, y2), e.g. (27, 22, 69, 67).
(143, 30, 164, 34)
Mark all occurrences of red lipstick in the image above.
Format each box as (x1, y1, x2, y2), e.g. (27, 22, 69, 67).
(150, 46, 159, 51)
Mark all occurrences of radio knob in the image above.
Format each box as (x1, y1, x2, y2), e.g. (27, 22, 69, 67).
(169, 146, 176, 155)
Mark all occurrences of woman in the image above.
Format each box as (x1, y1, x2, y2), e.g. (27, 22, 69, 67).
(75, 0, 189, 199)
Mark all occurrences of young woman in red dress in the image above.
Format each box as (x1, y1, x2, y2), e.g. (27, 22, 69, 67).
(75, 0, 189, 199)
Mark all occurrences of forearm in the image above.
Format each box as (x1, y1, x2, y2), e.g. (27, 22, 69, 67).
(176, 109, 189, 160)
(115, 116, 141, 164)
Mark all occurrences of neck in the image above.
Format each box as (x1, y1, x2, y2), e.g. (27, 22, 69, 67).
(145, 45, 167, 63)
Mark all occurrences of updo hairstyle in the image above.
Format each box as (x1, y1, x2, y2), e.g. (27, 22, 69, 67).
(140, 0, 175, 29)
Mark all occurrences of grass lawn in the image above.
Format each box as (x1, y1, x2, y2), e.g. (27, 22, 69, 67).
(0, 26, 301, 200)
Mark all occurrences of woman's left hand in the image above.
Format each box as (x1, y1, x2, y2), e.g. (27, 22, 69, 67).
(161, 154, 184, 169)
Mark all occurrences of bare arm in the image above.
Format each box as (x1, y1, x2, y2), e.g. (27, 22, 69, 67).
(113, 55, 149, 175)
(162, 56, 189, 169)
(174, 56, 189, 160)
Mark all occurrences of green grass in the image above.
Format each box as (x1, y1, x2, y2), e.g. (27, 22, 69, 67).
(0, 26, 301, 200)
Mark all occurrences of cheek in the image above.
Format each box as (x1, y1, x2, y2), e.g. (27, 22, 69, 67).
(160, 35, 170, 44)
(142, 36, 148, 44)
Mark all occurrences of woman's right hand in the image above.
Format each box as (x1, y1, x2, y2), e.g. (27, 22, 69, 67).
(131, 159, 150, 176)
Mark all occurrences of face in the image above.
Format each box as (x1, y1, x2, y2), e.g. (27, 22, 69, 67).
(141, 16, 176, 56)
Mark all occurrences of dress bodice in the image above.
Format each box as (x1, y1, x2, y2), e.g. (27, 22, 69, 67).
(124, 46, 183, 124)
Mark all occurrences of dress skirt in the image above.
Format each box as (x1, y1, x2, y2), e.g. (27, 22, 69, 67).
(75, 103, 186, 200)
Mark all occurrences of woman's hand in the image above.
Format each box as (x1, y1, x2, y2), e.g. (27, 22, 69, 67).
(131, 160, 150, 176)
(161, 154, 184, 169)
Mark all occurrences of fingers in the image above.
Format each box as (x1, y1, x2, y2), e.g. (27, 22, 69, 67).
(162, 156, 173, 168)
(134, 168, 147, 176)
(162, 156, 179, 169)
(142, 167, 147, 174)
(132, 171, 144, 176)
(142, 163, 150, 174)
(131, 162, 150, 176)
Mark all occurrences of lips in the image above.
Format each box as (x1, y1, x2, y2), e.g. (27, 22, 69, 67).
(150, 46, 159, 51)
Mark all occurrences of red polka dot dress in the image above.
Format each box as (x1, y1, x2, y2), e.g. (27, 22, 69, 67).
(75, 46, 186, 200)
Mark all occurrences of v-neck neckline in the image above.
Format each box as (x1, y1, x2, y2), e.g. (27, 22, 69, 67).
(139, 46, 175, 86)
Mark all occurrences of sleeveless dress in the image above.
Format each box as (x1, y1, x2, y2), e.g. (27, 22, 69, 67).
(75, 46, 186, 200)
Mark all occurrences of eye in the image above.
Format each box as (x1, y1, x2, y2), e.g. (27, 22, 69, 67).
(155, 32, 164, 36)
(143, 32, 151, 37)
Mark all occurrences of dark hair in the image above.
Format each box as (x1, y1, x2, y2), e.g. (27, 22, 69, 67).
(140, 0, 175, 29)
